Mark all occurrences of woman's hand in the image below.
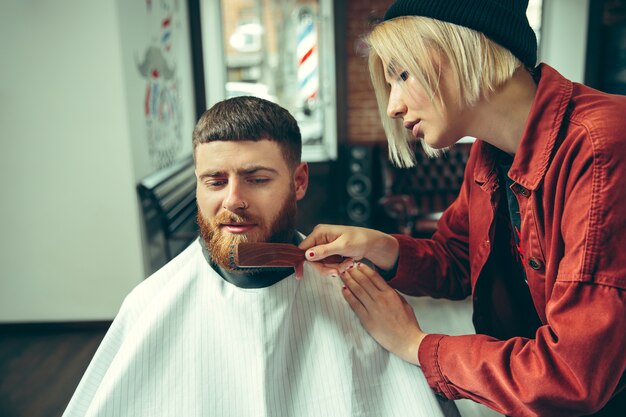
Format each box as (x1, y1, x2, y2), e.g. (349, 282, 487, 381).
(340, 262, 426, 366)
(299, 224, 400, 271)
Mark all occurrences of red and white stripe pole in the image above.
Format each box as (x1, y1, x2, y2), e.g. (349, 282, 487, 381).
(296, 8, 319, 106)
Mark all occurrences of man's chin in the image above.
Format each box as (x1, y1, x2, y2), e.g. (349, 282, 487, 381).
(220, 225, 295, 245)
(205, 231, 268, 270)
(220, 230, 265, 244)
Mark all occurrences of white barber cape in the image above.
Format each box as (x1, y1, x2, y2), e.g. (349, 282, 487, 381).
(63, 240, 457, 417)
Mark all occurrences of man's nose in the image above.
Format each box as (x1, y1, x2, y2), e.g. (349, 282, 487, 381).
(387, 87, 407, 119)
(222, 181, 248, 211)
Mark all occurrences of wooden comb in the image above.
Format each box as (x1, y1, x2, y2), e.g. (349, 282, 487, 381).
(235, 242, 345, 268)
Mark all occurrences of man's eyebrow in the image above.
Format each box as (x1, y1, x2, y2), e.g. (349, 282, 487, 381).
(198, 170, 224, 179)
(198, 166, 279, 179)
(238, 166, 279, 175)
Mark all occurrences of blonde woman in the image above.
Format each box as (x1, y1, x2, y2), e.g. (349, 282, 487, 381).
(300, 0, 626, 416)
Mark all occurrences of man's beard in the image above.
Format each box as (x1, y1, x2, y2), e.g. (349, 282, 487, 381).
(197, 190, 297, 270)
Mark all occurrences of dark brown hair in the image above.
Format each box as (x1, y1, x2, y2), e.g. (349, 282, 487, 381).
(192, 96, 302, 169)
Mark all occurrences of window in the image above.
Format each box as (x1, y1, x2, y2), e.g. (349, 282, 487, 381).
(527, 0, 544, 46)
(201, 0, 337, 162)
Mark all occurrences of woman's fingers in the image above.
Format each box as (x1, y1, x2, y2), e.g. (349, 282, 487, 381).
(306, 260, 339, 277)
(340, 264, 379, 305)
(341, 284, 367, 317)
(337, 258, 356, 273)
(339, 263, 424, 365)
(302, 240, 345, 262)
(298, 224, 341, 256)
(299, 224, 366, 261)
(300, 224, 400, 271)
(363, 264, 391, 292)
(298, 224, 331, 249)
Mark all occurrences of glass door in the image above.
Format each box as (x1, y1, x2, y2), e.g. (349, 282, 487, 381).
(201, 0, 337, 161)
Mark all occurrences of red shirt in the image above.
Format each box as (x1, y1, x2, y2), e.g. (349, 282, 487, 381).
(390, 64, 626, 416)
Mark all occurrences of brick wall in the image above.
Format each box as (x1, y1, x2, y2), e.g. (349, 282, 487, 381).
(345, 0, 394, 143)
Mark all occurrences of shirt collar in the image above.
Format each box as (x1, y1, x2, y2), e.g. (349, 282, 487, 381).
(473, 64, 573, 191)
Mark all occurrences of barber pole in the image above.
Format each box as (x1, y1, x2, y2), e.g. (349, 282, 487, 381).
(296, 8, 319, 103)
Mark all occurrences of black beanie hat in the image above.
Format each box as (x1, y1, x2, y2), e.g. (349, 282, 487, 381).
(383, 0, 537, 68)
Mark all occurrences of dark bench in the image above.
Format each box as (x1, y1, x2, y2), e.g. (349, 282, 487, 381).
(137, 156, 199, 269)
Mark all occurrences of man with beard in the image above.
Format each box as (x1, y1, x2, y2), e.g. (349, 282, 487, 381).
(62, 97, 458, 417)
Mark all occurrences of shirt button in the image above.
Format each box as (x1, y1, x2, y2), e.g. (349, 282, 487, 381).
(518, 186, 531, 197)
(528, 257, 543, 270)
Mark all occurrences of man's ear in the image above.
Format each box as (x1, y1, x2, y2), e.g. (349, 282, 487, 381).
(293, 162, 309, 201)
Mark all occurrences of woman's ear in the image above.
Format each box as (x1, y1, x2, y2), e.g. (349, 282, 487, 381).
(293, 162, 309, 201)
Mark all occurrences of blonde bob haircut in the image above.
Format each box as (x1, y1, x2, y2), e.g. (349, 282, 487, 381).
(368, 16, 522, 167)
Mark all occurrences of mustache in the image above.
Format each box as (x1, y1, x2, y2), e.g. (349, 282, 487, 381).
(212, 211, 257, 225)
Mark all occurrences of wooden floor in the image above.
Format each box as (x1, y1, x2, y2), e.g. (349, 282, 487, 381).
(0, 323, 109, 417)
(0, 311, 507, 417)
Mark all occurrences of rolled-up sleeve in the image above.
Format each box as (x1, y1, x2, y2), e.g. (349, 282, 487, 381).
(418, 283, 626, 417)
